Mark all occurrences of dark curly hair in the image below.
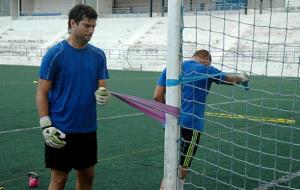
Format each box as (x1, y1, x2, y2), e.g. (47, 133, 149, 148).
(68, 4, 98, 32)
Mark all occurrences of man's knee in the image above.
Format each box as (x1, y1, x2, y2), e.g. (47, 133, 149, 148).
(77, 167, 95, 182)
(49, 170, 69, 188)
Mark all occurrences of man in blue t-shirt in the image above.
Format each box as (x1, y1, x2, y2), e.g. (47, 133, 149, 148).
(154, 49, 249, 190)
(36, 4, 110, 190)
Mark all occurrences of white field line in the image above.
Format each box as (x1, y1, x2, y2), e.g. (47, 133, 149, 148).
(0, 113, 144, 134)
(1, 111, 298, 189)
(253, 171, 300, 190)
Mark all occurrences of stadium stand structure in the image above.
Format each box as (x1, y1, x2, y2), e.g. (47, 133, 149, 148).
(0, 9, 299, 73)
(90, 17, 161, 70)
(0, 17, 67, 66)
(220, 11, 300, 77)
(181, 10, 300, 77)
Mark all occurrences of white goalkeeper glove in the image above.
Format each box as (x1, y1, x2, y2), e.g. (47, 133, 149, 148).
(237, 72, 249, 82)
(40, 116, 66, 149)
(237, 72, 250, 91)
(95, 87, 111, 106)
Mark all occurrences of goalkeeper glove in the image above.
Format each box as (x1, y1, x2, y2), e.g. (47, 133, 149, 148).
(237, 72, 250, 91)
(40, 116, 66, 149)
(95, 87, 111, 106)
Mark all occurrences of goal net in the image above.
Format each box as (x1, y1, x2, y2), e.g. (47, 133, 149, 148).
(165, 0, 300, 189)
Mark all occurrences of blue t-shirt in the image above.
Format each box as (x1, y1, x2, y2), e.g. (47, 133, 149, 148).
(39, 40, 109, 133)
(157, 60, 225, 131)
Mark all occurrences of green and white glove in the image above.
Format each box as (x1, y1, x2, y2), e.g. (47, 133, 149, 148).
(237, 72, 250, 83)
(237, 72, 250, 91)
(95, 87, 111, 106)
(40, 116, 66, 149)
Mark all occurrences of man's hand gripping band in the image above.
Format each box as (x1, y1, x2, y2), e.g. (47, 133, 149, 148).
(237, 72, 250, 91)
(95, 87, 111, 106)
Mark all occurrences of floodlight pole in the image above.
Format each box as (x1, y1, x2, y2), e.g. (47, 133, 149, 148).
(161, 0, 165, 17)
(150, 0, 153, 17)
(165, 0, 181, 190)
(245, 0, 248, 15)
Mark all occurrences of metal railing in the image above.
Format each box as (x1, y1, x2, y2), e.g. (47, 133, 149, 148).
(0, 44, 299, 63)
(20, 11, 62, 17)
(2, 1, 298, 19)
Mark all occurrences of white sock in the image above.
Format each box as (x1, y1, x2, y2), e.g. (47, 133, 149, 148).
(160, 178, 164, 190)
(179, 179, 185, 190)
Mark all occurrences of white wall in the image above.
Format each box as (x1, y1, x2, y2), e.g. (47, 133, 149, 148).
(33, 0, 73, 14)
(247, 0, 285, 9)
(21, 0, 33, 12)
(84, 0, 97, 10)
(98, 0, 112, 14)
(20, 0, 112, 16)
(10, 0, 18, 18)
(0, 0, 10, 16)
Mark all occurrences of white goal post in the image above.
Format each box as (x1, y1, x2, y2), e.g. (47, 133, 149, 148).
(164, 0, 182, 190)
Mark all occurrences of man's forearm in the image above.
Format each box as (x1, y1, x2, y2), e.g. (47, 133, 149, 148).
(224, 75, 241, 85)
(36, 92, 49, 118)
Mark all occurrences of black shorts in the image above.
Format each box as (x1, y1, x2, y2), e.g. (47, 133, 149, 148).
(45, 131, 98, 172)
(180, 127, 201, 167)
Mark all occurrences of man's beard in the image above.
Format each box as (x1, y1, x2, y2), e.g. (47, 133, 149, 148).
(76, 34, 91, 46)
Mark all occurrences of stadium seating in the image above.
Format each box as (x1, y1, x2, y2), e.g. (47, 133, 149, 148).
(0, 11, 299, 72)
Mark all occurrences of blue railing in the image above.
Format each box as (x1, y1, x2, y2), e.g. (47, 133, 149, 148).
(20, 12, 62, 16)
